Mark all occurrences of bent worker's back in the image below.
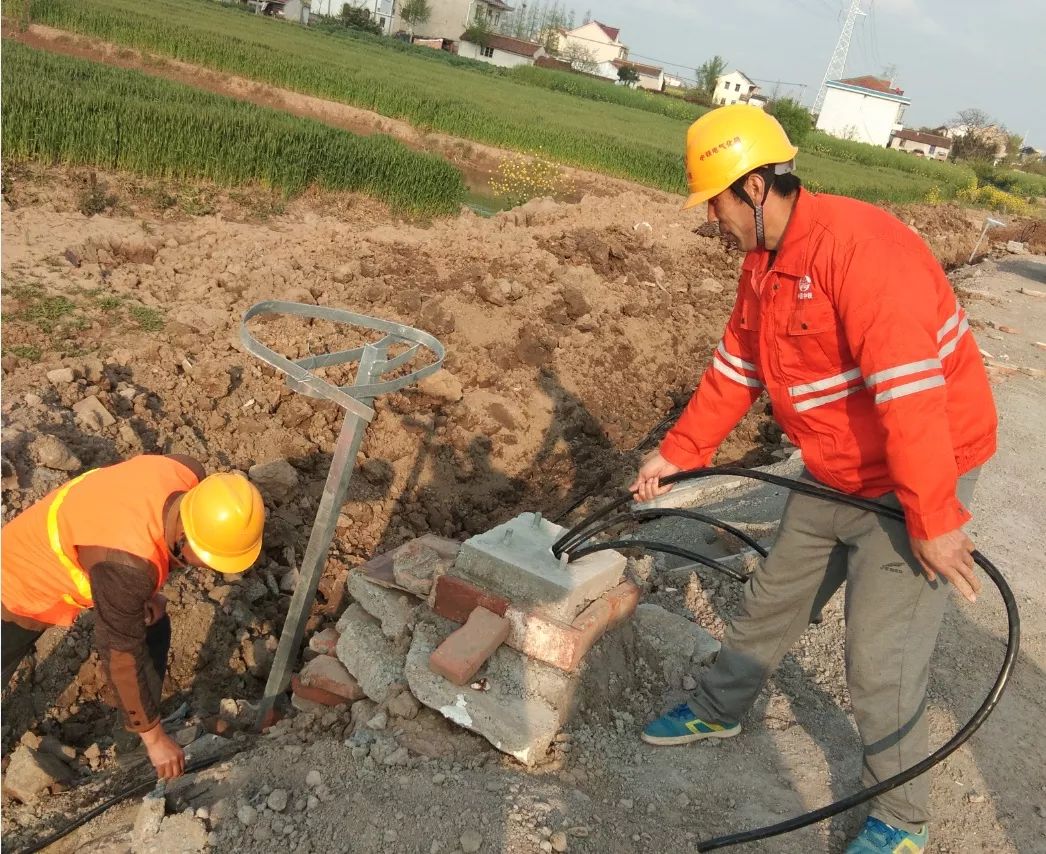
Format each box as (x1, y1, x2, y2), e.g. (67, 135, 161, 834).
(1, 455, 199, 627)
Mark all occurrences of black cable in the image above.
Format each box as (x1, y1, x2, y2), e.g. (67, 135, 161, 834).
(567, 539, 748, 583)
(557, 466, 1020, 851)
(14, 748, 243, 854)
(567, 507, 769, 559)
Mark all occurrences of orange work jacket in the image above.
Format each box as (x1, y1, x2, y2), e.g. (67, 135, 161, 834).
(1, 455, 199, 626)
(661, 189, 997, 539)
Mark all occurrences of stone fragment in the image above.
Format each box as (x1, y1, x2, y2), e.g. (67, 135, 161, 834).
(346, 573, 416, 640)
(308, 628, 341, 655)
(416, 369, 463, 403)
(632, 604, 721, 686)
(3, 745, 74, 802)
(46, 367, 77, 384)
(387, 691, 420, 720)
(133, 791, 166, 843)
(30, 435, 81, 472)
(429, 607, 510, 686)
(460, 829, 483, 853)
(391, 535, 460, 597)
(300, 654, 366, 703)
(72, 395, 116, 430)
(267, 789, 289, 812)
(248, 459, 299, 502)
(335, 604, 406, 703)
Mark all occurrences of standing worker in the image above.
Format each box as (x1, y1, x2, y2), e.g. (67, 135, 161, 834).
(632, 105, 996, 854)
(2, 454, 265, 780)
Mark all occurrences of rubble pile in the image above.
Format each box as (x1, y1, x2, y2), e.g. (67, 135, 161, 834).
(290, 515, 648, 765)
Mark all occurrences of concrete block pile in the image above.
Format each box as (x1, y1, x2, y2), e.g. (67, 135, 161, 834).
(291, 515, 639, 765)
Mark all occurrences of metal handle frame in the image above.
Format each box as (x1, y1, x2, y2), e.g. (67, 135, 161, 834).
(240, 301, 445, 724)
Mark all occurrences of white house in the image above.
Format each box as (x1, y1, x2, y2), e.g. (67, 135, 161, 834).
(311, 0, 395, 32)
(888, 129, 952, 160)
(815, 75, 909, 147)
(714, 70, 758, 105)
(601, 59, 664, 91)
(663, 73, 686, 89)
(458, 33, 546, 68)
(556, 20, 627, 71)
(395, 0, 513, 42)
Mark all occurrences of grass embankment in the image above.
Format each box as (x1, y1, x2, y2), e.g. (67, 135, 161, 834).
(0, 39, 466, 214)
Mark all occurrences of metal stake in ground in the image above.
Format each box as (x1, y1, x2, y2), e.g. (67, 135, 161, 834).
(239, 301, 445, 726)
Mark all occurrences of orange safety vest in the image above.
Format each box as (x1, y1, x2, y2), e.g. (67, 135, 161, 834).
(1, 456, 200, 627)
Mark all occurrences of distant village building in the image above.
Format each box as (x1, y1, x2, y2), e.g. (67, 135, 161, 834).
(815, 75, 910, 147)
(714, 70, 759, 105)
(458, 33, 546, 68)
(888, 129, 952, 160)
(602, 59, 664, 91)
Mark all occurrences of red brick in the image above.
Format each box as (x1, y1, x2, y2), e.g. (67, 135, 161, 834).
(308, 628, 341, 656)
(300, 654, 365, 702)
(291, 674, 347, 708)
(568, 598, 613, 667)
(504, 598, 612, 672)
(432, 575, 509, 624)
(428, 607, 510, 685)
(604, 580, 641, 627)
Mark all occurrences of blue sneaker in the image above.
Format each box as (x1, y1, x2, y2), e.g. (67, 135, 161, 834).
(845, 817, 928, 853)
(640, 702, 741, 746)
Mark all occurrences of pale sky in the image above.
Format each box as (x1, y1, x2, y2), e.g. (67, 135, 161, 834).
(584, 0, 1046, 148)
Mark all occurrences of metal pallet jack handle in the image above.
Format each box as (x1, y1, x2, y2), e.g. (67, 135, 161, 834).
(240, 301, 445, 726)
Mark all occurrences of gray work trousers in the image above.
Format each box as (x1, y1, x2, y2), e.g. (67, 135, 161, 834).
(689, 469, 979, 832)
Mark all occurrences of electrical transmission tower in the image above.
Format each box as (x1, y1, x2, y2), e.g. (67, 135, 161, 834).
(812, 0, 867, 115)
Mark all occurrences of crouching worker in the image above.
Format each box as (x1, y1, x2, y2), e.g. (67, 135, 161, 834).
(2, 454, 265, 780)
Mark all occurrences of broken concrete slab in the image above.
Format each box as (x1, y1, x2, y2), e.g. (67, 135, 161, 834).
(632, 604, 720, 687)
(346, 573, 417, 640)
(407, 620, 574, 765)
(2, 744, 74, 803)
(453, 512, 625, 622)
(335, 603, 407, 703)
(133, 791, 167, 845)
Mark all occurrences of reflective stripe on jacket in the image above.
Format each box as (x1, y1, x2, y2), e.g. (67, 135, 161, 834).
(660, 189, 997, 540)
(1, 455, 200, 626)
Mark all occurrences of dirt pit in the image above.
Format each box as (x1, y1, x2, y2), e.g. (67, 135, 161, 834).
(1, 164, 1035, 850)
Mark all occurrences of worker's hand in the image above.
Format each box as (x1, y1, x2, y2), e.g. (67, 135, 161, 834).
(628, 451, 680, 503)
(140, 725, 185, 780)
(910, 528, 980, 604)
(143, 594, 167, 627)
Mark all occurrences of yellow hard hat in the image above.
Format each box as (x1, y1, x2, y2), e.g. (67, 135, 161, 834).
(684, 104, 799, 209)
(179, 472, 265, 574)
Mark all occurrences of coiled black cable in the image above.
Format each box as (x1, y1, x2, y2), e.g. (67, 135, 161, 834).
(554, 466, 1020, 851)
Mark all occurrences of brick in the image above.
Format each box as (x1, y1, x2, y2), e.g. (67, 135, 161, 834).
(432, 575, 509, 625)
(604, 580, 641, 628)
(504, 597, 611, 672)
(308, 628, 341, 656)
(291, 674, 347, 708)
(428, 607, 510, 686)
(300, 654, 365, 702)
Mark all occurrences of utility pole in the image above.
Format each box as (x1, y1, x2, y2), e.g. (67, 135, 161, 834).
(812, 0, 867, 116)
